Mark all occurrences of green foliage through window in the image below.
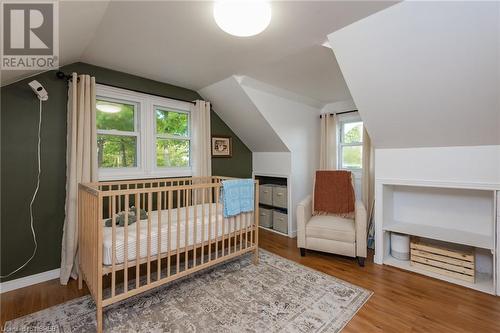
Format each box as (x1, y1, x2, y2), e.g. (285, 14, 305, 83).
(97, 135, 137, 168)
(96, 100, 135, 132)
(156, 108, 188, 137)
(342, 121, 363, 144)
(342, 146, 362, 169)
(155, 108, 190, 168)
(156, 139, 190, 168)
(341, 121, 363, 170)
(96, 99, 137, 169)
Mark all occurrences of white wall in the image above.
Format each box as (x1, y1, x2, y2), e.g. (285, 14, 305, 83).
(253, 152, 292, 177)
(241, 78, 321, 235)
(329, 1, 500, 148)
(375, 145, 500, 186)
(198, 76, 289, 152)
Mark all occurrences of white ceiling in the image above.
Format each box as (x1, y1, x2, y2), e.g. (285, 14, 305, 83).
(1, 1, 395, 104)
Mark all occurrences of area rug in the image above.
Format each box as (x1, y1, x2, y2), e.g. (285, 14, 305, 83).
(4, 250, 372, 333)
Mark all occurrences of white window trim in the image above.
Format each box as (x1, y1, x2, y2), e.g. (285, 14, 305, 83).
(96, 84, 193, 181)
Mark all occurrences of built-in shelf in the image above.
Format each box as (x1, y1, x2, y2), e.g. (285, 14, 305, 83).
(376, 179, 498, 295)
(384, 257, 495, 295)
(383, 222, 494, 250)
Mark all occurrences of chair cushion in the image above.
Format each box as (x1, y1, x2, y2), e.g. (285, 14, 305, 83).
(306, 215, 355, 243)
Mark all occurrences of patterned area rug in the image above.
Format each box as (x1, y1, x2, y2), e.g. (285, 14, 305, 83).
(5, 250, 372, 332)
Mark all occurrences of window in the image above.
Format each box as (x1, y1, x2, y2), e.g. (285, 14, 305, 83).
(96, 85, 193, 180)
(155, 107, 190, 168)
(339, 118, 363, 170)
(96, 99, 139, 168)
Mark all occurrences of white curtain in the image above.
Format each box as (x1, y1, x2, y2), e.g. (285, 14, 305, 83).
(362, 127, 374, 216)
(191, 100, 212, 177)
(319, 114, 337, 170)
(60, 73, 97, 284)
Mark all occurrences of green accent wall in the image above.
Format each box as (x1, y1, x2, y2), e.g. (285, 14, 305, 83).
(0, 62, 251, 282)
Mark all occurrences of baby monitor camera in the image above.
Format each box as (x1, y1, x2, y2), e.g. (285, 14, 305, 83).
(28, 80, 49, 101)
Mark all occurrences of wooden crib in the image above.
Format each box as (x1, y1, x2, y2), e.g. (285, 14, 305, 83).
(78, 176, 259, 333)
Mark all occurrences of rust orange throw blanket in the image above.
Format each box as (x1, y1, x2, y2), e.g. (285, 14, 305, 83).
(313, 170, 355, 216)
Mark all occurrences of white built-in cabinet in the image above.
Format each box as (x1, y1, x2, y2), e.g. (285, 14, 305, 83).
(375, 179, 498, 295)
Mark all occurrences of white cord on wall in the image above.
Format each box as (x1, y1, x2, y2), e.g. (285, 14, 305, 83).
(0, 99, 42, 279)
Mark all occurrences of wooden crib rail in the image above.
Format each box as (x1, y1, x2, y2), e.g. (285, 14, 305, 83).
(78, 176, 259, 333)
(83, 175, 236, 191)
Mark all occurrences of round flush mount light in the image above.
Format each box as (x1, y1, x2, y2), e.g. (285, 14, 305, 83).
(96, 102, 121, 113)
(213, 1, 271, 37)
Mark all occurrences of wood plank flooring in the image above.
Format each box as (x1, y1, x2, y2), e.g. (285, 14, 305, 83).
(2, 228, 500, 332)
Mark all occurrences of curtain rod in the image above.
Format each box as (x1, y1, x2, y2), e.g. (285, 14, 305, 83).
(319, 110, 358, 118)
(55, 71, 197, 105)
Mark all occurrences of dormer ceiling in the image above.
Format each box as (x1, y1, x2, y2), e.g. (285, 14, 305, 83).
(1, 1, 396, 105)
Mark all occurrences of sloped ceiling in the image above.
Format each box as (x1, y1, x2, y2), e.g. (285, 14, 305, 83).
(199, 76, 321, 154)
(329, 1, 500, 148)
(1, 1, 395, 105)
(199, 76, 289, 152)
(0, 1, 110, 85)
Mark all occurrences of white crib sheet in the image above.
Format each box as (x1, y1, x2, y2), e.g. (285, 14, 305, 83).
(102, 203, 253, 266)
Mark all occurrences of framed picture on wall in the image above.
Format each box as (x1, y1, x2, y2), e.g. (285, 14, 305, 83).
(211, 135, 232, 157)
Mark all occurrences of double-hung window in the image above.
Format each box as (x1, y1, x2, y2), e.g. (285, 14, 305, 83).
(338, 115, 363, 197)
(338, 117, 363, 171)
(96, 84, 193, 180)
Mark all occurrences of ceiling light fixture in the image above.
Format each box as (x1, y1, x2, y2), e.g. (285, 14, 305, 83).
(213, 1, 271, 37)
(96, 103, 121, 113)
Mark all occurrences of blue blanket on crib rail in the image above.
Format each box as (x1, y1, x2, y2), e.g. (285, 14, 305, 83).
(221, 179, 254, 218)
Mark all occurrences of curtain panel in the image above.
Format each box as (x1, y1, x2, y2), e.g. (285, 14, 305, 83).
(362, 127, 374, 217)
(60, 73, 97, 284)
(319, 114, 337, 170)
(191, 100, 212, 178)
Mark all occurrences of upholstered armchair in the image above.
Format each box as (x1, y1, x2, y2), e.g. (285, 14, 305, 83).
(296, 171, 367, 266)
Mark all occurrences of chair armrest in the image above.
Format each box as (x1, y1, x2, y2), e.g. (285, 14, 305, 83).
(297, 195, 312, 248)
(355, 201, 367, 258)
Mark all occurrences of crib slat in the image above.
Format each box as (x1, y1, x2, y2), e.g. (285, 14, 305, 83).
(208, 187, 213, 261)
(176, 189, 180, 274)
(193, 188, 197, 267)
(239, 213, 243, 252)
(111, 195, 116, 297)
(201, 188, 205, 264)
(147, 192, 152, 285)
(221, 190, 225, 257)
(185, 188, 189, 270)
(215, 186, 220, 259)
(250, 208, 253, 248)
(232, 216, 236, 254)
(157, 191, 162, 281)
(168, 190, 172, 277)
(245, 212, 249, 249)
(124, 194, 129, 293)
(136, 193, 140, 289)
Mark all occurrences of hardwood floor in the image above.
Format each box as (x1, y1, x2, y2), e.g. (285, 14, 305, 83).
(2, 228, 500, 332)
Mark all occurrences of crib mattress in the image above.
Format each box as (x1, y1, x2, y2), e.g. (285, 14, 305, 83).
(102, 203, 253, 266)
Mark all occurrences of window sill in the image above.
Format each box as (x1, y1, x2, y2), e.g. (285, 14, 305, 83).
(98, 168, 192, 181)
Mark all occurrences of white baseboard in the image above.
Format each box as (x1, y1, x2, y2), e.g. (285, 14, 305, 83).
(0, 268, 60, 294)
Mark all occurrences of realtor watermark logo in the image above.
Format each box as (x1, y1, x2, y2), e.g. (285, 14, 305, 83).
(1, 1, 59, 70)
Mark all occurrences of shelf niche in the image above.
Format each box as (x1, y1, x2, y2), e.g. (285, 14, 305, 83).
(377, 182, 496, 295)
